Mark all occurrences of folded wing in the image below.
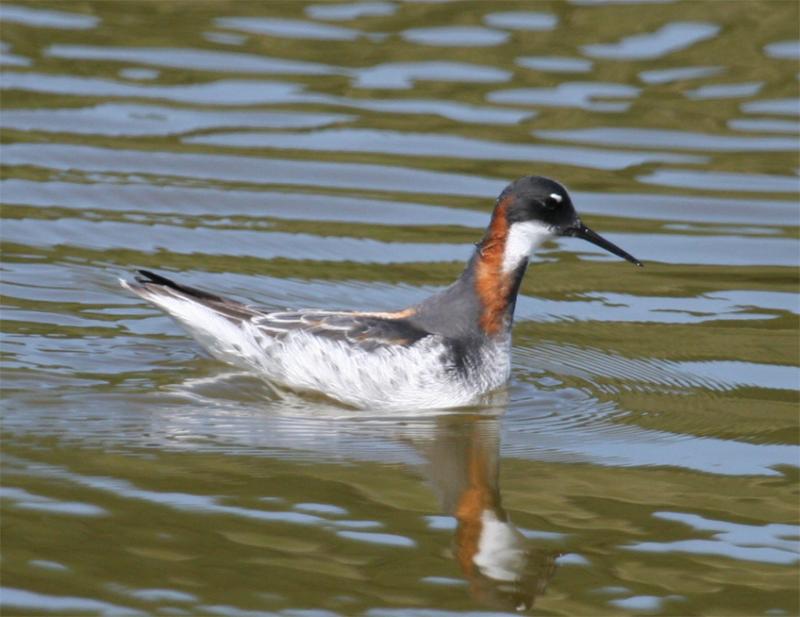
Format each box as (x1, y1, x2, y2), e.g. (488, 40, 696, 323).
(253, 310, 430, 351)
(124, 270, 430, 352)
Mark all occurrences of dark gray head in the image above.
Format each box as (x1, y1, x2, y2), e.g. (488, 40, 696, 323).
(496, 176, 642, 266)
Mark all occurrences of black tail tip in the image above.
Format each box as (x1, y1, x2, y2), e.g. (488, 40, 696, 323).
(131, 269, 224, 302)
(135, 269, 175, 286)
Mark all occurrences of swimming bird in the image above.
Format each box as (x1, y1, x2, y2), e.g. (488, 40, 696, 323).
(121, 176, 641, 410)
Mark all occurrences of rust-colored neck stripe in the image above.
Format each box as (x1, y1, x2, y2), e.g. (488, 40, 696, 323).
(474, 196, 516, 336)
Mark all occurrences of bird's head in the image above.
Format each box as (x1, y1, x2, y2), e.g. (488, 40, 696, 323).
(492, 176, 642, 268)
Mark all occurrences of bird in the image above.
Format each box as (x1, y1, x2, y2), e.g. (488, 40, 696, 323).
(121, 176, 641, 410)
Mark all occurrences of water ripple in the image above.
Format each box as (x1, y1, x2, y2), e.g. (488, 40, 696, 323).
(0, 103, 354, 136)
(47, 43, 339, 75)
(483, 11, 558, 31)
(306, 2, 397, 21)
(488, 82, 640, 112)
(402, 26, 508, 47)
(185, 128, 706, 170)
(639, 169, 800, 193)
(534, 126, 797, 152)
(2, 142, 504, 197)
(582, 22, 719, 59)
(626, 511, 800, 565)
(215, 16, 361, 41)
(0, 4, 99, 29)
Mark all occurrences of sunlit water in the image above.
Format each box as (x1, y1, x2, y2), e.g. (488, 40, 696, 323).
(1, 1, 798, 615)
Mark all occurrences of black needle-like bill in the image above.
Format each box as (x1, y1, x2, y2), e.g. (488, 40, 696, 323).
(566, 224, 643, 267)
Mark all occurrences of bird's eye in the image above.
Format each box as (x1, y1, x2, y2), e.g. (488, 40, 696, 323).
(544, 193, 563, 209)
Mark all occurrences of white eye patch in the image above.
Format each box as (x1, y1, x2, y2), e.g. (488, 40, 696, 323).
(549, 193, 563, 203)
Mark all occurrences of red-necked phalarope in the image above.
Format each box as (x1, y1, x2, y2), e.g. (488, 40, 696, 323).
(121, 176, 641, 410)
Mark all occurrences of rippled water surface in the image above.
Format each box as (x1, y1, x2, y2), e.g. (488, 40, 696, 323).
(2, 1, 799, 615)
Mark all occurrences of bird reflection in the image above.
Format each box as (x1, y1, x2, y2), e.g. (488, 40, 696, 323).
(412, 413, 561, 612)
(169, 372, 560, 610)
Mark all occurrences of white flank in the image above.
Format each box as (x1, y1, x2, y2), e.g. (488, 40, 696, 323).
(501, 220, 554, 274)
(254, 329, 511, 410)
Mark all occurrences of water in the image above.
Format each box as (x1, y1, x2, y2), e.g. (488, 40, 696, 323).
(1, 1, 798, 615)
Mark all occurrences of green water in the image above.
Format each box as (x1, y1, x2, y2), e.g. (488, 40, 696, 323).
(1, 1, 798, 615)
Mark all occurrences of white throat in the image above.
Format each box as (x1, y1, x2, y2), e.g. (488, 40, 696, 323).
(502, 220, 554, 274)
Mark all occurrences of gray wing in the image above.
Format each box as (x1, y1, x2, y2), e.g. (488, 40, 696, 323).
(253, 310, 432, 351)
(125, 270, 431, 351)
